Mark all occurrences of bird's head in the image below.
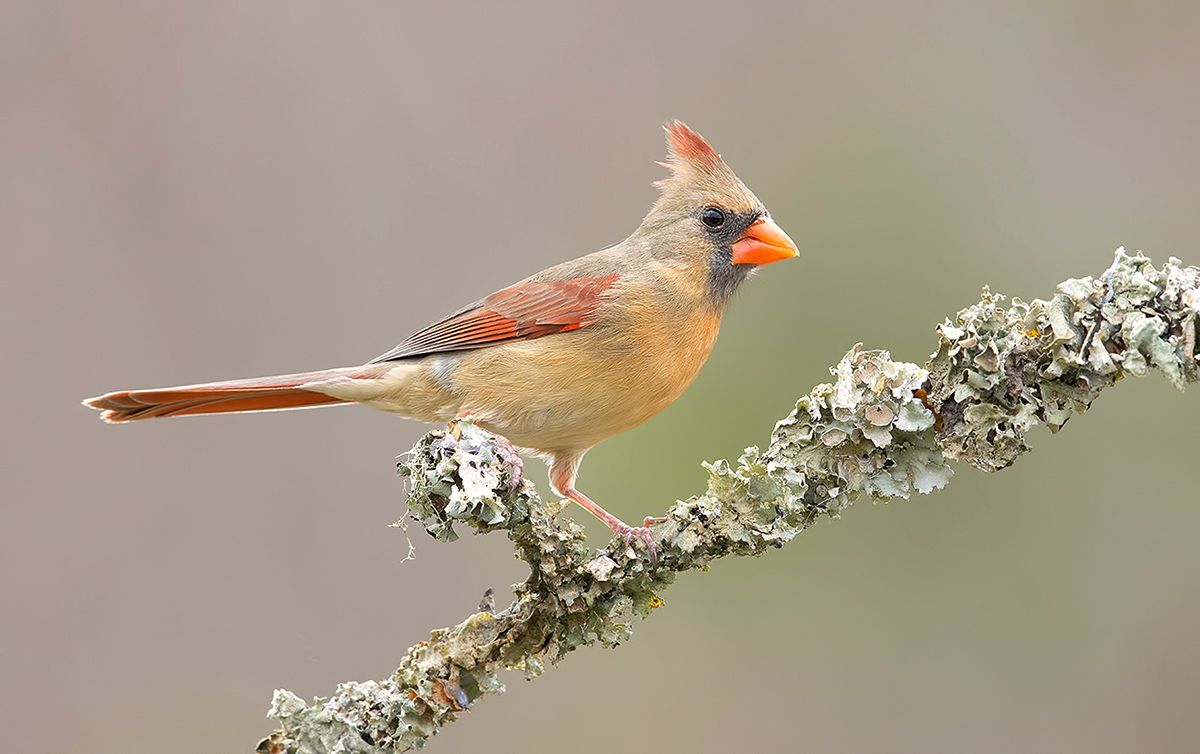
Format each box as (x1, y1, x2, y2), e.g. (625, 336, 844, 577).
(634, 120, 799, 304)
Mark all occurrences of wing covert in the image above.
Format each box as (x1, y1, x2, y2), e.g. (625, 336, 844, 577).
(370, 274, 618, 363)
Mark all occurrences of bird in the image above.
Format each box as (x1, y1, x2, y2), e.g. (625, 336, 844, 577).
(83, 121, 798, 559)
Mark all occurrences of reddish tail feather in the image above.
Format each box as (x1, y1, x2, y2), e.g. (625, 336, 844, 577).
(83, 369, 356, 423)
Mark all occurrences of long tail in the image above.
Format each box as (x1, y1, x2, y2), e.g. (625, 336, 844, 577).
(83, 366, 378, 423)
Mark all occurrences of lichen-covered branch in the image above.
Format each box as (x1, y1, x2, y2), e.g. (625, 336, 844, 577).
(258, 250, 1199, 754)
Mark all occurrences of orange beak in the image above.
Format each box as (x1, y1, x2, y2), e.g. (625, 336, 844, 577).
(730, 216, 799, 266)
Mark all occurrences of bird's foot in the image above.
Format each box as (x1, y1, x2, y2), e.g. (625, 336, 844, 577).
(609, 520, 659, 563)
(492, 433, 524, 486)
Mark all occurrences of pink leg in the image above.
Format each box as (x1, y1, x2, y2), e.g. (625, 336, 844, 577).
(549, 453, 659, 561)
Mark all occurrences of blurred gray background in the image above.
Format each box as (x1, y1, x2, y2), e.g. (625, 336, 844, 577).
(2, 2, 1198, 752)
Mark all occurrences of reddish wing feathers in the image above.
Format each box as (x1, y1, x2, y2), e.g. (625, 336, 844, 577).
(371, 274, 618, 363)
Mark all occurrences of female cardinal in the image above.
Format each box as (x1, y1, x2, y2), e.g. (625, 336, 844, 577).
(84, 121, 798, 558)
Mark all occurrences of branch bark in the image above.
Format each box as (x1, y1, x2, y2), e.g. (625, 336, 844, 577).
(257, 249, 1199, 754)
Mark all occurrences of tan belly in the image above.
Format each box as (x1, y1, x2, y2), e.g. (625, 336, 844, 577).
(448, 309, 721, 452)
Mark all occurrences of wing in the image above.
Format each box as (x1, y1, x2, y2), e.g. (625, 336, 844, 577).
(370, 273, 619, 363)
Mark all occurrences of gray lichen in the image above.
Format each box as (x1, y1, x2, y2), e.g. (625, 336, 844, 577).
(260, 250, 1198, 754)
(926, 249, 1199, 470)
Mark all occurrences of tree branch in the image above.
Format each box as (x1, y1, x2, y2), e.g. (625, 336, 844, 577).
(257, 249, 1199, 754)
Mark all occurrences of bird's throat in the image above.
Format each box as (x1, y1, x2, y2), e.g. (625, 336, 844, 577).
(706, 256, 755, 306)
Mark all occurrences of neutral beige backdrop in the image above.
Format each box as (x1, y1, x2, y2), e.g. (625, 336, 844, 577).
(2, 2, 1198, 753)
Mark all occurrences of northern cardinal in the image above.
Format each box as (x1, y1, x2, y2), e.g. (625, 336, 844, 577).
(84, 121, 798, 557)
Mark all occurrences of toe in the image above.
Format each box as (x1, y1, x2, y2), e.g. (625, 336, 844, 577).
(613, 525, 658, 563)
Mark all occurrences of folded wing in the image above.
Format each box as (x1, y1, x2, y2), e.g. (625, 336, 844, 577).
(371, 274, 618, 363)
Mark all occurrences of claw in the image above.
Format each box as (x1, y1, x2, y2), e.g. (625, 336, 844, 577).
(492, 433, 524, 484)
(613, 523, 659, 563)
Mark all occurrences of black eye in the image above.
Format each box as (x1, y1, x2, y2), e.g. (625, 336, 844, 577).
(700, 207, 726, 229)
